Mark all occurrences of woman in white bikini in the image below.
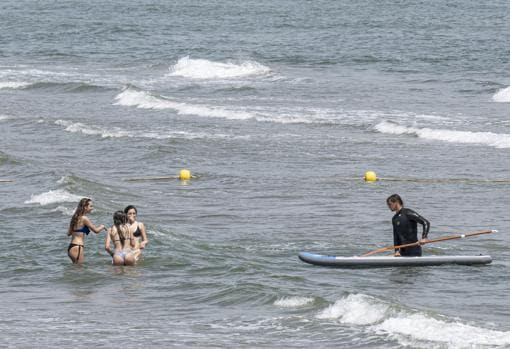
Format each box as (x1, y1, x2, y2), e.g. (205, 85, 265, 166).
(105, 211, 135, 266)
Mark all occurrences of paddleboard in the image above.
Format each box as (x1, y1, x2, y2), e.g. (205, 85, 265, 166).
(298, 252, 492, 268)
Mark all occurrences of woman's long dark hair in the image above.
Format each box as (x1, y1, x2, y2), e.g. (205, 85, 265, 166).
(68, 198, 91, 235)
(113, 211, 128, 241)
(124, 205, 137, 215)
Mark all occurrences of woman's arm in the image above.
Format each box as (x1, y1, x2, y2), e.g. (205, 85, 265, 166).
(139, 222, 148, 249)
(104, 229, 114, 257)
(129, 226, 136, 248)
(83, 216, 106, 234)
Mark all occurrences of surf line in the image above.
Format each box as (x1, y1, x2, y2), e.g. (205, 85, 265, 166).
(125, 176, 180, 181)
(352, 171, 510, 183)
(337, 177, 510, 184)
(125, 169, 193, 182)
(380, 178, 510, 183)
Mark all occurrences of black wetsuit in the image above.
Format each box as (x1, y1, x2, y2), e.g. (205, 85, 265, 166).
(392, 208, 430, 257)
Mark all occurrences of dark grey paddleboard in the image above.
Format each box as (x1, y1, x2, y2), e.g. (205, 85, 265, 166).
(298, 252, 492, 268)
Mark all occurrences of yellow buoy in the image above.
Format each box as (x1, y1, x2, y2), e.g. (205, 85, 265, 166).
(364, 171, 378, 182)
(179, 169, 191, 180)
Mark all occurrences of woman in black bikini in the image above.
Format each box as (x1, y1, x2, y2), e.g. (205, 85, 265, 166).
(124, 205, 148, 261)
(67, 198, 106, 264)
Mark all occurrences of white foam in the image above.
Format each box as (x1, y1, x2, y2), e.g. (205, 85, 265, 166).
(317, 293, 510, 348)
(316, 294, 388, 325)
(0, 81, 31, 89)
(25, 189, 81, 206)
(55, 119, 241, 140)
(55, 119, 130, 138)
(52, 205, 74, 216)
(492, 86, 510, 102)
(114, 88, 342, 124)
(376, 313, 510, 348)
(375, 121, 510, 148)
(56, 176, 71, 185)
(274, 296, 314, 308)
(114, 88, 254, 119)
(168, 56, 271, 80)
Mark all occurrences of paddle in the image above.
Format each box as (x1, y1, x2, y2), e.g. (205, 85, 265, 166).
(362, 229, 497, 257)
(0, 180, 15, 183)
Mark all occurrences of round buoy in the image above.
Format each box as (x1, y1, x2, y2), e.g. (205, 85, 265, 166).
(179, 169, 191, 180)
(364, 171, 378, 182)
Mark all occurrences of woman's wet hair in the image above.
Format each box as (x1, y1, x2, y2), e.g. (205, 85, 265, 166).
(113, 210, 128, 241)
(113, 211, 127, 226)
(69, 198, 91, 234)
(124, 205, 137, 214)
(386, 194, 404, 206)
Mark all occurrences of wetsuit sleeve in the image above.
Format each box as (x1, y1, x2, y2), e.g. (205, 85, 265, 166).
(407, 209, 430, 238)
(392, 221, 401, 252)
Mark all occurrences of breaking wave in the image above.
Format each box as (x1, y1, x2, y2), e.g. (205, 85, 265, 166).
(0, 81, 31, 89)
(168, 56, 272, 80)
(54, 119, 244, 140)
(274, 296, 315, 308)
(318, 293, 510, 349)
(25, 189, 82, 206)
(492, 86, 510, 102)
(374, 121, 510, 148)
(113, 88, 341, 124)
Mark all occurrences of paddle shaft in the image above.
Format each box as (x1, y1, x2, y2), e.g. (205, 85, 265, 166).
(362, 229, 495, 256)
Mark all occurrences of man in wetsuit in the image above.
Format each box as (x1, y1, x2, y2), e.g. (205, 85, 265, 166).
(387, 194, 430, 257)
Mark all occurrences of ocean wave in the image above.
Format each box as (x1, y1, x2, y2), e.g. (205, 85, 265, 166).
(374, 121, 510, 148)
(0, 67, 90, 79)
(114, 88, 257, 119)
(492, 86, 510, 102)
(318, 293, 510, 348)
(0, 81, 31, 90)
(25, 81, 112, 93)
(51, 205, 74, 216)
(317, 294, 389, 325)
(115, 88, 454, 126)
(274, 296, 315, 308)
(25, 189, 82, 206)
(0, 68, 119, 91)
(55, 119, 131, 138)
(55, 119, 245, 140)
(168, 56, 272, 80)
(114, 88, 340, 124)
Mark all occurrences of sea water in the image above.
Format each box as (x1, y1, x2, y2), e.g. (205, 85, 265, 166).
(1, 0, 510, 348)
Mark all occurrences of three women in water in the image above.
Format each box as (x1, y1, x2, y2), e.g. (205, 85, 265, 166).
(67, 198, 148, 265)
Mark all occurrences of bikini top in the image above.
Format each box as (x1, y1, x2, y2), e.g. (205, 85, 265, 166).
(73, 225, 90, 235)
(133, 224, 142, 238)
